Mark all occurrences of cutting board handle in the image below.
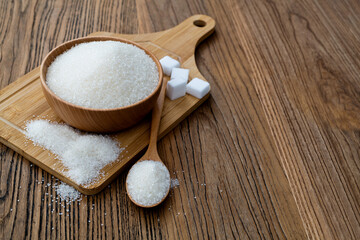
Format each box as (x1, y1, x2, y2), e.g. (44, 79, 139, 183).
(180, 14, 216, 47)
(89, 15, 216, 61)
(153, 15, 216, 59)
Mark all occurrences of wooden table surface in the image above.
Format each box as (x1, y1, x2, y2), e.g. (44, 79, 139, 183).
(0, 0, 359, 239)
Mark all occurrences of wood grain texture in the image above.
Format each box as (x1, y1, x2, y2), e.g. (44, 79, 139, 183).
(0, 0, 358, 240)
(228, 0, 360, 239)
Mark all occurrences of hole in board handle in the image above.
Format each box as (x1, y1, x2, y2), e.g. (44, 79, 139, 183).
(193, 20, 206, 27)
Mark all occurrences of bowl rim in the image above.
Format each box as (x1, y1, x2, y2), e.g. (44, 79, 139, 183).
(40, 36, 163, 112)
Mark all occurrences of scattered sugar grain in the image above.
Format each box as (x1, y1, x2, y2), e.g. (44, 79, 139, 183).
(170, 178, 180, 188)
(126, 160, 170, 206)
(25, 120, 123, 185)
(46, 41, 159, 109)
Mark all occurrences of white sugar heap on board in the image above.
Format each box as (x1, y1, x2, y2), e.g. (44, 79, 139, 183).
(55, 182, 81, 202)
(25, 119, 123, 185)
(126, 160, 170, 206)
(46, 41, 159, 109)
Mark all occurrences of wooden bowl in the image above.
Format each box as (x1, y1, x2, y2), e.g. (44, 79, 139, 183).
(40, 36, 163, 133)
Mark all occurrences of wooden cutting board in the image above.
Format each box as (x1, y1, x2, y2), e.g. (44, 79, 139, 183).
(0, 15, 215, 195)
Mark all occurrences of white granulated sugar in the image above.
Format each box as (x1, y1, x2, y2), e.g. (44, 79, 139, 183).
(46, 41, 159, 109)
(62, 135, 121, 184)
(126, 160, 170, 206)
(170, 178, 179, 188)
(25, 119, 78, 155)
(56, 182, 81, 202)
(25, 120, 123, 185)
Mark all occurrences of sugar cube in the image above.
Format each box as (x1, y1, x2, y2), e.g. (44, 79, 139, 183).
(159, 56, 180, 76)
(166, 78, 187, 100)
(171, 68, 189, 83)
(186, 78, 210, 99)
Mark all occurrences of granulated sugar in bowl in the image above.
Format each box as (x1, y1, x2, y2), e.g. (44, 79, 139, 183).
(40, 36, 163, 132)
(46, 41, 159, 109)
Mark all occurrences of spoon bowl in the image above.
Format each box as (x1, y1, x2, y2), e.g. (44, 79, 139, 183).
(126, 78, 171, 208)
(126, 157, 170, 208)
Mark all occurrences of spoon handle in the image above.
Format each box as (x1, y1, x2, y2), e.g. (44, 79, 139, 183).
(147, 78, 167, 157)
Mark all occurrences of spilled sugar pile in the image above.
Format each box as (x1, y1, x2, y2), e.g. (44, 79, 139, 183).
(24, 120, 184, 206)
(25, 119, 123, 185)
(126, 160, 170, 206)
(46, 41, 159, 109)
(55, 182, 81, 202)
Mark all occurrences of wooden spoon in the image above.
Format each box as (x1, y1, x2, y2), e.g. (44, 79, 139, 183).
(126, 78, 170, 208)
